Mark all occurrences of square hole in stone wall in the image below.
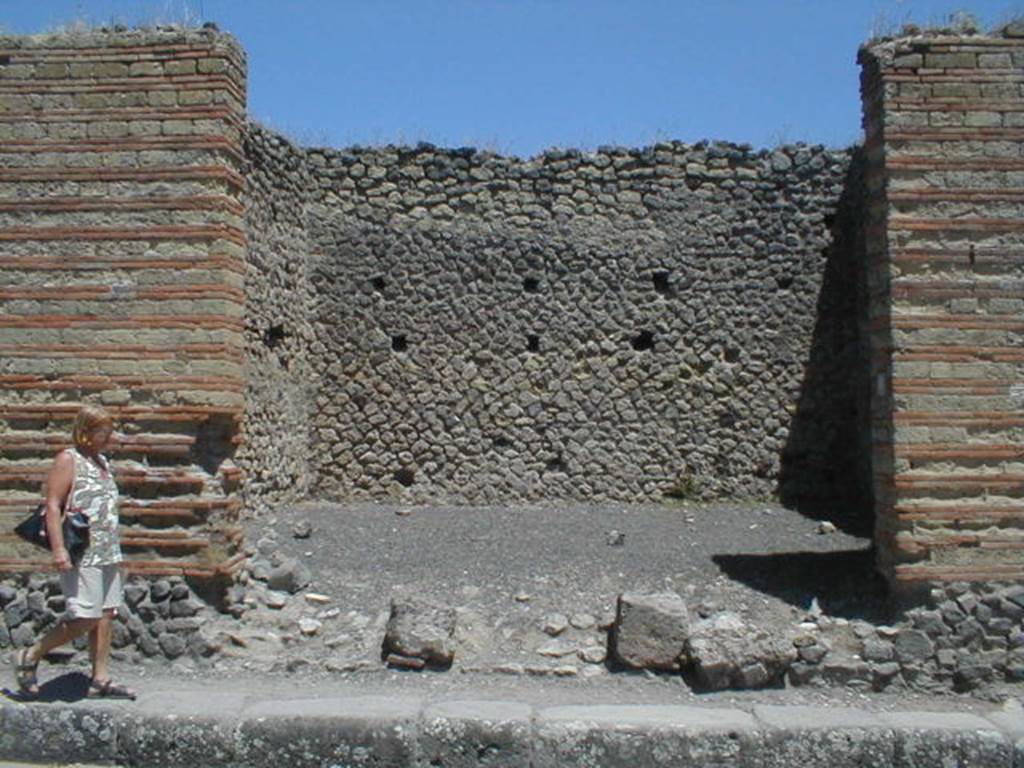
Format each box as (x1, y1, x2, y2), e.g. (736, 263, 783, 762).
(392, 335, 408, 352)
(526, 334, 540, 353)
(523, 276, 540, 293)
(652, 271, 672, 295)
(631, 330, 655, 351)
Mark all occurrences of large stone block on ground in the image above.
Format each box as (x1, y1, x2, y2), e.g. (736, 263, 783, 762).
(684, 612, 797, 691)
(612, 591, 690, 671)
(383, 596, 457, 668)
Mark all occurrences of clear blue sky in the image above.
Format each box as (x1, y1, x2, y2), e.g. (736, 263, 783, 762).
(3, 1, 1022, 157)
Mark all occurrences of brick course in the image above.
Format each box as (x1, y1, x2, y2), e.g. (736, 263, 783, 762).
(0, 28, 247, 578)
(860, 27, 1024, 590)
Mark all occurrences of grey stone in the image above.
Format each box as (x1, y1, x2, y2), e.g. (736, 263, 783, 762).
(291, 520, 312, 538)
(188, 630, 222, 658)
(0, 624, 9, 650)
(910, 609, 947, 636)
(894, 629, 933, 663)
(123, 583, 146, 608)
(169, 598, 204, 618)
(880, 712, 1013, 767)
(158, 632, 187, 659)
(150, 580, 172, 602)
(25, 591, 45, 615)
(754, 705, 894, 766)
(821, 661, 871, 686)
(1003, 586, 1024, 610)
(170, 583, 190, 601)
(115, 693, 247, 767)
(862, 638, 894, 662)
(0, 585, 16, 607)
(110, 620, 132, 649)
(542, 613, 569, 636)
(685, 612, 797, 691)
(9, 623, 34, 647)
(787, 661, 819, 686)
(798, 644, 829, 664)
(236, 696, 421, 768)
(871, 661, 902, 689)
(266, 556, 312, 594)
(420, 700, 532, 768)
(3, 599, 29, 629)
(383, 597, 456, 667)
(534, 705, 757, 768)
(0, 702, 118, 764)
(770, 151, 793, 172)
(612, 591, 689, 671)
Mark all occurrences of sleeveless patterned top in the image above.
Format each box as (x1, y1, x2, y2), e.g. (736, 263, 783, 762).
(67, 448, 122, 567)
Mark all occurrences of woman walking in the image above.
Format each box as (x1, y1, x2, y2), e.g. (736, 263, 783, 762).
(12, 404, 136, 699)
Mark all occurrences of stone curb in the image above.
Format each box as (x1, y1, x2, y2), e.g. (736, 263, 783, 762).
(2, 693, 1022, 767)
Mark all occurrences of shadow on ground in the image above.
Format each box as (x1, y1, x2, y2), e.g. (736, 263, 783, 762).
(1, 671, 90, 704)
(712, 548, 891, 623)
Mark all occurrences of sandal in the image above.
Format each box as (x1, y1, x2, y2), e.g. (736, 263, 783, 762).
(87, 678, 137, 700)
(13, 647, 39, 696)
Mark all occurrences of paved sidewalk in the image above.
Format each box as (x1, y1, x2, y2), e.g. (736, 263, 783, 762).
(2, 674, 1022, 767)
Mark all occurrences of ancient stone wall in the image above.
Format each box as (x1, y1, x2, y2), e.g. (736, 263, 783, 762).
(861, 25, 1024, 590)
(296, 141, 870, 507)
(0, 28, 247, 577)
(237, 124, 314, 509)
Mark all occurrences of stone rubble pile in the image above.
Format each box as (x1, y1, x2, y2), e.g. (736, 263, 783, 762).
(3, 569, 1022, 697)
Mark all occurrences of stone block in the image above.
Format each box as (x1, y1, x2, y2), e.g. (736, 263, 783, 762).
(383, 596, 456, 668)
(533, 705, 757, 768)
(115, 692, 247, 767)
(754, 705, 894, 767)
(612, 591, 689, 671)
(894, 629, 933, 663)
(685, 613, 796, 691)
(924, 52, 977, 69)
(420, 701, 532, 768)
(979, 53, 1013, 68)
(129, 61, 163, 77)
(880, 712, 1013, 767)
(237, 696, 421, 768)
(0, 701, 118, 765)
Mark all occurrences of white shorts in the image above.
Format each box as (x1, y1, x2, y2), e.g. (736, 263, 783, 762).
(59, 564, 124, 619)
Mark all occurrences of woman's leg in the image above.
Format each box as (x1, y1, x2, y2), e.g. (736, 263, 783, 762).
(28, 617, 99, 664)
(88, 609, 114, 683)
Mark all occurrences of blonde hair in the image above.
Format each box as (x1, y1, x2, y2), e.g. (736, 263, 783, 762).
(71, 405, 114, 451)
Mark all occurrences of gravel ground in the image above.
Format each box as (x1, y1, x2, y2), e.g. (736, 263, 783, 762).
(253, 499, 883, 624)
(8, 501, 1014, 715)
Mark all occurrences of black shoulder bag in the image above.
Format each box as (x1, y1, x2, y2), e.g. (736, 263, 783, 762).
(14, 469, 90, 564)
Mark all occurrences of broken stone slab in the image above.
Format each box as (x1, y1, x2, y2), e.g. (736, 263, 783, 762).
(382, 597, 456, 668)
(612, 591, 689, 671)
(684, 612, 797, 691)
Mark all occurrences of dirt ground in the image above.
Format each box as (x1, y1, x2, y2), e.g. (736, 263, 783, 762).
(13, 501, 1019, 714)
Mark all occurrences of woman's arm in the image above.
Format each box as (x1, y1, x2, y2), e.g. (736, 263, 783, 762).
(44, 450, 74, 572)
